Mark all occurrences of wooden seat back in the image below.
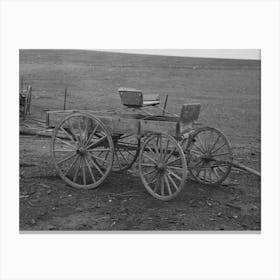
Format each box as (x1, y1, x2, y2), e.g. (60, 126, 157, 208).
(179, 103, 201, 132)
(118, 87, 143, 107)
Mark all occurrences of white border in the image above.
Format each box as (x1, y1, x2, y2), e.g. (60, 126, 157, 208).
(1, 1, 279, 280)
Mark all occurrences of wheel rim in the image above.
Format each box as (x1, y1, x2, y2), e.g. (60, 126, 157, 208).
(184, 127, 232, 185)
(139, 133, 187, 201)
(51, 113, 114, 189)
(111, 134, 140, 172)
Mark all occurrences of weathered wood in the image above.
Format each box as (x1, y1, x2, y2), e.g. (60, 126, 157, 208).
(20, 126, 53, 138)
(118, 87, 160, 107)
(46, 110, 180, 137)
(118, 88, 143, 106)
(231, 161, 261, 177)
(179, 103, 201, 125)
(140, 118, 179, 136)
(178, 103, 201, 133)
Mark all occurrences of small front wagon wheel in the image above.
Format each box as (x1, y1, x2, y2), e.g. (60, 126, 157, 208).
(51, 113, 114, 189)
(139, 133, 187, 201)
(183, 127, 233, 185)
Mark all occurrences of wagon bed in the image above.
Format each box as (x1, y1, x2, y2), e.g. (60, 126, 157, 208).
(46, 103, 200, 138)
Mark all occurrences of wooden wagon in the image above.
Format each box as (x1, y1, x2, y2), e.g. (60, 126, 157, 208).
(46, 88, 233, 201)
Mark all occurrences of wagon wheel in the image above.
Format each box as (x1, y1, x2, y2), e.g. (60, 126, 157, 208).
(183, 127, 233, 185)
(51, 113, 114, 189)
(139, 133, 187, 201)
(112, 134, 140, 172)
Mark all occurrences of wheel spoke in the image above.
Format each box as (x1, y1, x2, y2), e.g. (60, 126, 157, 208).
(196, 134, 206, 152)
(141, 163, 156, 167)
(82, 157, 86, 185)
(87, 135, 107, 149)
(64, 155, 79, 176)
(151, 141, 160, 158)
(195, 161, 205, 176)
(143, 153, 157, 164)
(125, 149, 137, 158)
(73, 156, 81, 183)
(190, 158, 204, 168)
(167, 157, 180, 166)
(166, 173, 178, 190)
(164, 139, 170, 157)
(87, 153, 105, 176)
(143, 169, 156, 177)
(190, 148, 203, 156)
(160, 174, 165, 196)
(212, 167, 220, 179)
(67, 119, 78, 142)
(84, 156, 96, 183)
(167, 169, 182, 181)
(149, 171, 159, 185)
(117, 148, 130, 164)
(209, 134, 221, 153)
(87, 148, 110, 153)
(207, 129, 214, 152)
(212, 151, 230, 157)
(57, 152, 76, 165)
(192, 142, 205, 154)
(83, 117, 89, 144)
(153, 173, 160, 192)
(217, 166, 226, 175)
(60, 126, 77, 145)
(85, 124, 99, 147)
(167, 166, 183, 172)
(164, 174, 172, 195)
(119, 134, 132, 139)
(54, 149, 76, 152)
(211, 143, 226, 154)
(165, 147, 176, 161)
(78, 117, 83, 144)
(55, 137, 76, 149)
(89, 153, 111, 165)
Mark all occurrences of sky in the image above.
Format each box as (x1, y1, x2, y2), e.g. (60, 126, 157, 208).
(98, 49, 260, 60)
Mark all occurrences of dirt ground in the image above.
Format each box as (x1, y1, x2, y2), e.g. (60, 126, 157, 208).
(19, 50, 261, 231)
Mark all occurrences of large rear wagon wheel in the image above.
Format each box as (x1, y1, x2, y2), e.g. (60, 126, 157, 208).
(51, 113, 114, 189)
(139, 133, 187, 201)
(183, 127, 233, 185)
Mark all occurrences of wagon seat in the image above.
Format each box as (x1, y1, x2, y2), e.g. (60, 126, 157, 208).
(118, 87, 160, 107)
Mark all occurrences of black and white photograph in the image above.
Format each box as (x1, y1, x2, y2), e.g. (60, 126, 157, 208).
(19, 49, 261, 231)
(1, 0, 280, 279)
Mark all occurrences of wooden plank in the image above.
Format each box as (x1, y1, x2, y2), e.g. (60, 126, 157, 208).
(46, 110, 179, 137)
(98, 116, 140, 134)
(46, 110, 124, 128)
(231, 161, 261, 177)
(140, 119, 179, 136)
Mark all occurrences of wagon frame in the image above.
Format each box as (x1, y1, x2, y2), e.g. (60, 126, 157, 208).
(47, 88, 233, 201)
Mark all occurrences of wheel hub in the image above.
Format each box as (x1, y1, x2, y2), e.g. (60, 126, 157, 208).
(201, 152, 212, 161)
(77, 147, 87, 156)
(157, 162, 166, 172)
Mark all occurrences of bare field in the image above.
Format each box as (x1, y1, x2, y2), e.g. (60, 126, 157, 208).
(19, 50, 261, 231)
